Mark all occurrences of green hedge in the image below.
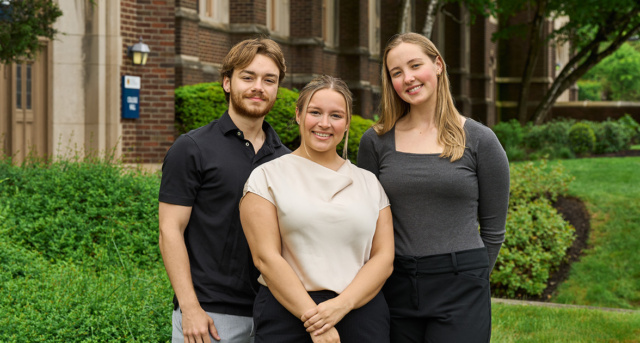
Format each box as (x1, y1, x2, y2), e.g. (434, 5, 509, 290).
(175, 82, 375, 163)
(568, 122, 596, 155)
(0, 157, 171, 342)
(493, 116, 638, 161)
(491, 160, 576, 298)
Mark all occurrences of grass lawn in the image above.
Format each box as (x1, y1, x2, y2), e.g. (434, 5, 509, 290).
(549, 157, 640, 309)
(631, 144, 640, 150)
(492, 302, 640, 342)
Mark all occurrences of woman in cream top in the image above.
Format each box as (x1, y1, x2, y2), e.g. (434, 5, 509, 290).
(240, 75, 394, 343)
(244, 153, 389, 293)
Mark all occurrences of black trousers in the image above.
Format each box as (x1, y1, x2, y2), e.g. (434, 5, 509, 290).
(253, 285, 390, 343)
(383, 247, 492, 343)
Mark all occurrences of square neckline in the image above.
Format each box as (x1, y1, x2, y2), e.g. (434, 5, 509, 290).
(391, 118, 470, 156)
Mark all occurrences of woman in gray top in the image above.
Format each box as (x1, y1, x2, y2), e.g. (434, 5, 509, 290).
(358, 32, 510, 343)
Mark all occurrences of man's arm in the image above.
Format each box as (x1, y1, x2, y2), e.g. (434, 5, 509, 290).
(159, 202, 221, 342)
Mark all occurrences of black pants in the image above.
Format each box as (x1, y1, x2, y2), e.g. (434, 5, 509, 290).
(253, 285, 390, 343)
(383, 247, 492, 343)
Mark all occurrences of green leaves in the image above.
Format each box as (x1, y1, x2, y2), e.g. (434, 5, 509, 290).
(581, 43, 640, 101)
(491, 161, 576, 297)
(0, 157, 171, 341)
(174, 82, 376, 164)
(0, 0, 63, 64)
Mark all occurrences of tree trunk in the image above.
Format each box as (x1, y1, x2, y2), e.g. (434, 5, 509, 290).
(516, 0, 547, 125)
(422, 0, 440, 39)
(531, 19, 640, 125)
(398, 0, 412, 33)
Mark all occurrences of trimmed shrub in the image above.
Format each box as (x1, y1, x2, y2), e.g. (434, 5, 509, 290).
(174, 82, 229, 134)
(0, 261, 171, 342)
(0, 157, 172, 342)
(492, 197, 575, 298)
(524, 119, 574, 152)
(590, 120, 632, 154)
(491, 160, 576, 298)
(493, 119, 527, 161)
(0, 157, 161, 269)
(174, 82, 300, 145)
(174, 82, 375, 164)
(617, 114, 640, 144)
(494, 119, 525, 148)
(568, 122, 596, 155)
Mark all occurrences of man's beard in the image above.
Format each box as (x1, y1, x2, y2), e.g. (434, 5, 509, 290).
(230, 88, 276, 119)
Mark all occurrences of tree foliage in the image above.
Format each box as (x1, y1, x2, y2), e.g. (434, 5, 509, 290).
(527, 0, 640, 124)
(0, 0, 63, 64)
(581, 43, 640, 101)
(491, 0, 640, 124)
(419, 0, 640, 125)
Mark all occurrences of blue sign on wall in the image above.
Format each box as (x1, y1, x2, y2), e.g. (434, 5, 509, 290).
(122, 75, 141, 119)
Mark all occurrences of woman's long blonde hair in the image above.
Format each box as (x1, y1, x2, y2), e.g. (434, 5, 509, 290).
(376, 32, 466, 162)
(296, 75, 353, 159)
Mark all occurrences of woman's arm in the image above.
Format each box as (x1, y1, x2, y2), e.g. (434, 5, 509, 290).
(302, 206, 394, 335)
(240, 193, 318, 318)
(476, 128, 511, 272)
(241, 192, 342, 343)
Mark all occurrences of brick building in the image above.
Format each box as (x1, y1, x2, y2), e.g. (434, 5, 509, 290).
(0, 0, 573, 166)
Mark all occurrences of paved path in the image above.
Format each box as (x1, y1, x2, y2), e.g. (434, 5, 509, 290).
(492, 298, 640, 313)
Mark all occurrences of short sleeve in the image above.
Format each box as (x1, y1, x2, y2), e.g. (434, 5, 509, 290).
(376, 179, 390, 210)
(242, 166, 276, 206)
(159, 135, 202, 206)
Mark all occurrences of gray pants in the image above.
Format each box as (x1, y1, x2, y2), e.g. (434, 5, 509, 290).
(172, 307, 254, 343)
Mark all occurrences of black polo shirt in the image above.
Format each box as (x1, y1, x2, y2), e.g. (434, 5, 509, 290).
(159, 111, 290, 316)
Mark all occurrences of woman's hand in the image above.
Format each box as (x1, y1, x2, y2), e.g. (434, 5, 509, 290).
(302, 297, 351, 335)
(310, 326, 340, 343)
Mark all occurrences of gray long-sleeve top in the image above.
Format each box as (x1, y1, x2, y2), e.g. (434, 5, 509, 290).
(358, 119, 510, 271)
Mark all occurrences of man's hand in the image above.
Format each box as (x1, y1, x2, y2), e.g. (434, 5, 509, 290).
(302, 297, 351, 336)
(181, 307, 220, 342)
(310, 326, 340, 343)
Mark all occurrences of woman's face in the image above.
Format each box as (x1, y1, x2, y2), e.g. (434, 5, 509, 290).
(386, 42, 442, 108)
(297, 89, 348, 156)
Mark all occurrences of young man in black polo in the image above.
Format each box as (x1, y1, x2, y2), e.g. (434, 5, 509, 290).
(158, 38, 289, 343)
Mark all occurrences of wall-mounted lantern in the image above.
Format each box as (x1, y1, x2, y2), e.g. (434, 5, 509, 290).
(127, 37, 150, 66)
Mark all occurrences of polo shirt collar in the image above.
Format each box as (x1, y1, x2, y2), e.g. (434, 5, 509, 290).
(218, 110, 284, 149)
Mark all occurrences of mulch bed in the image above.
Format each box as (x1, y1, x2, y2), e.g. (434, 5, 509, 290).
(499, 149, 639, 301)
(534, 195, 591, 301)
(583, 149, 640, 158)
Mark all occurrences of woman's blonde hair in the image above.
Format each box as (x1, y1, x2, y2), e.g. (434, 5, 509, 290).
(376, 32, 466, 162)
(296, 75, 353, 159)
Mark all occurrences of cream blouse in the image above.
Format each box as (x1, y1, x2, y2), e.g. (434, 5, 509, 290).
(242, 154, 390, 294)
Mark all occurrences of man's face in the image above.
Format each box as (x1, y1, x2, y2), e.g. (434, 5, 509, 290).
(224, 54, 280, 119)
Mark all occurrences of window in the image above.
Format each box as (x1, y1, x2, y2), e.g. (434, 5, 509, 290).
(14, 63, 33, 111)
(16, 64, 21, 109)
(323, 0, 338, 48)
(368, 0, 380, 56)
(199, 0, 229, 25)
(26, 64, 32, 109)
(267, 0, 290, 36)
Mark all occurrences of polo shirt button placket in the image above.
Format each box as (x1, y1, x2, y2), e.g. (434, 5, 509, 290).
(245, 142, 250, 147)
